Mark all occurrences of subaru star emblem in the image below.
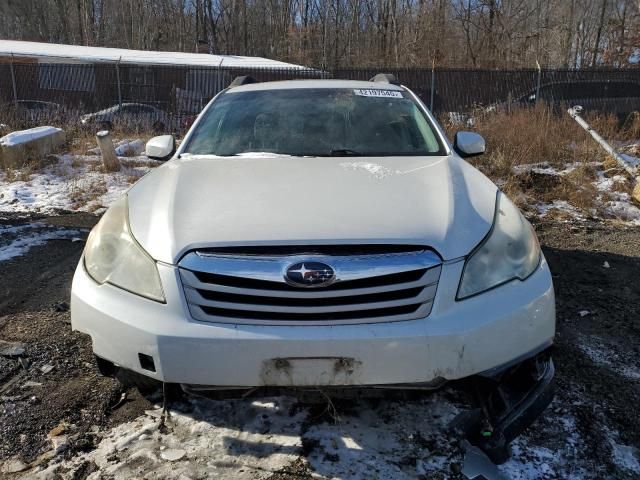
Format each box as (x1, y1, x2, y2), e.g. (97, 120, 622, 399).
(285, 262, 336, 288)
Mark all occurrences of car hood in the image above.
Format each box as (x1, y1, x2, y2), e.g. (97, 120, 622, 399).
(127, 154, 498, 264)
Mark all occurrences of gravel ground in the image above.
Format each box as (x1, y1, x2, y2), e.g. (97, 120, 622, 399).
(0, 214, 639, 479)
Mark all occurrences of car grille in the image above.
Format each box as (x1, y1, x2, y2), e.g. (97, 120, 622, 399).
(178, 247, 442, 325)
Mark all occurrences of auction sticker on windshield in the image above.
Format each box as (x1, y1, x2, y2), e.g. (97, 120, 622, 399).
(354, 89, 403, 98)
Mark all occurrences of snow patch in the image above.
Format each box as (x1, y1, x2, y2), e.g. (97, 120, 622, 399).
(303, 394, 461, 480)
(512, 161, 598, 177)
(611, 443, 640, 473)
(578, 336, 640, 380)
(31, 389, 595, 480)
(499, 412, 585, 479)
(603, 196, 640, 225)
(0, 154, 154, 214)
(0, 222, 81, 261)
(36, 393, 470, 480)
(517, 158, 640, 225)
(88, 139, 146, 157)
(36, 396, 307, 480)
(594, 170, 640, 224)
(234, 152, 294, 158)
(0, 126, 63, 147)
(512, 162, 562, 176)
(114, 139, 145, 156)
(340, 161, 395, 179)
(620, 153, 640, 169)
(594, 173, 627, 192)
(536, 200, 585, 220)
(500, 443, 559, 479)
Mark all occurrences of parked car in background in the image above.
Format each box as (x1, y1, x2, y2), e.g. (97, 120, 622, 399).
(517, 80, 640, 120)
(1, 100, 66, 127)
(80, 103, 169, 131)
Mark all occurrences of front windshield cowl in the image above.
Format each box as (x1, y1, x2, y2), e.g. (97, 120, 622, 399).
(183, 87, 446, 158)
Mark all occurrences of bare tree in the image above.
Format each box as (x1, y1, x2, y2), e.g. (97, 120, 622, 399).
(0, 0, 638, 68)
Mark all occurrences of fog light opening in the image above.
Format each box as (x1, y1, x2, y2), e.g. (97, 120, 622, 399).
(138, 353, 156, 372)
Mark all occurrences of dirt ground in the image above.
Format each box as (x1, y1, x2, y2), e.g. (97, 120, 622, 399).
(0, 213, 639, 479)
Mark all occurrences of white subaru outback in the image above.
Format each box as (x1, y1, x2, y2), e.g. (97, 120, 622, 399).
(72, 74, 555, 459)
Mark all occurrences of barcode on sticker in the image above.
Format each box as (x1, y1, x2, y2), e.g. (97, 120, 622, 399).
(354, 89, 403, 98)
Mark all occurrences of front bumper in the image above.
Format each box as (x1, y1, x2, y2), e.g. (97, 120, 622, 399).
(71, 256, 555, 386)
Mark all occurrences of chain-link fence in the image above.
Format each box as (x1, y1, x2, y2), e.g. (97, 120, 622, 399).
(1, 62, 639, 124)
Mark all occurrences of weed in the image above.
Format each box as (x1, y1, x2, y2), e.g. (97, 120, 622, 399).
(442, 104, 640, 217)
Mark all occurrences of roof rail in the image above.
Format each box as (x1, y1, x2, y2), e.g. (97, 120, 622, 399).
(229, 75, 258, 88)
(369, 73, 400, 85)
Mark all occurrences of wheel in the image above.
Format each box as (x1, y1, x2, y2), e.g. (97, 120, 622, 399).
(116, 368, 162, 394)
(95, 355, 117, 377)
(153, 121, 165, 133)
(99, 121, 113, 131)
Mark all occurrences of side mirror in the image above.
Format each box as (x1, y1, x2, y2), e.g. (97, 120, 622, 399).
(453, 131, 485, 158)
(146, 135, 175, 161)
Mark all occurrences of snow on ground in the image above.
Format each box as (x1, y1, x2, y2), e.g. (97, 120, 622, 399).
(88, 139, 146, 157)
(0, 152, 156, 214)
(30, 389, 603, 480)
(513, 155, 640, 225)
(500, 412, 586, 480)
(620, 153, 640, 169)
(611, 441, 640, 475)
(615, 141, 640, 170)
(502, 440, 573, 480)
(593, 171, 640, 225)
(536, 200, 587, 221)
(302, 394, 461, 479)
(512, 160, 602, 177)
(577, 335, 640, 381)
(35, 396, 308, 480)
(0, 126, 63, 147)
(1, 138, 638, 225)
(0, 222, 81, 261)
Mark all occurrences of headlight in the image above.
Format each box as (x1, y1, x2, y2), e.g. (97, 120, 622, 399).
(457, 192, 540, 299)
(84, 196, 165, 302)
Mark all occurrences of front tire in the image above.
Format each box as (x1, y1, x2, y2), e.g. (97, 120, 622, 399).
(95, 355, 117, 377)
(116, 368, 162, 394)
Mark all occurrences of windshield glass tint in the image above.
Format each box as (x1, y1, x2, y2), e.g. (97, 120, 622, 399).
(184, 88, 444, 156)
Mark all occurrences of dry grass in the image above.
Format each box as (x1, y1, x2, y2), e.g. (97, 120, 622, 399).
(442, 105, 640, 215)
(0, 145, 60, 179)
(442, 105, 582, 172)
(63, 124, 157, 156)
(1, 103, 637, 218)
(64, 126, 100, 155)
(120, 158, 160, 168)
(68, 177, 108, 210)
(0, 107, 162, 157)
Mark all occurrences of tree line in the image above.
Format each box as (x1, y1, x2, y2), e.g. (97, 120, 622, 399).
(1, 0, 638, 69)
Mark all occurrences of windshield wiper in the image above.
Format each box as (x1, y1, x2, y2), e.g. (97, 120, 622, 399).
(328, 149, 362, 156)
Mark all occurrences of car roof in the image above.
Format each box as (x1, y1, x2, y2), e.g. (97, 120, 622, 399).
(17, 100, 60, 106)
(120, 102, 157, 107)
(227, 79, 405, 93)
(1, 100, 60, 107)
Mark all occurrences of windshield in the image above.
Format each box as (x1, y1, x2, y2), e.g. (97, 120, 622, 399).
(184, 88, 445, 157)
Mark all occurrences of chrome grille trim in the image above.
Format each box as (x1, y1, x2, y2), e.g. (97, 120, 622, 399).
(179, 249, 442, 325)
(184, 284, 437, 314)
(179, 267, 440, 298)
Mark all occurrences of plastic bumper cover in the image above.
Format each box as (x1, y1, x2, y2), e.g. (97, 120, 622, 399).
(71, 256, 555, 386)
